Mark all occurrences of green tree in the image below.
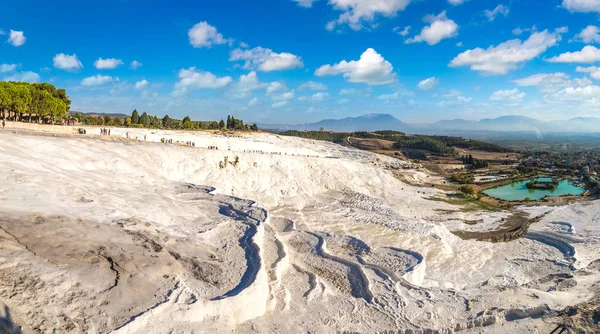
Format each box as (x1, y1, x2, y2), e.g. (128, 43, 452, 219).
(162, 114, 171, 128)
(181, 116, 192, 129)
(139, 112, 150, 126)
(131, 109, 140, 124)
(219, 119, 225, 128)
(459, 185, 475, 196)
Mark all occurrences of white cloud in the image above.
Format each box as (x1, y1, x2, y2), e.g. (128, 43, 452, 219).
(484, 5, 509, 22)
(298, 81, 327, 91)
(188, 21, 227, 48)
(513, 27, 524, 35)
(456, 41, 464, 47)
(546, 45, 600, 63)
(130, 60, 142, 70)
(315, 48, 396, 85)
(449, 30, 563, 75)
(81, 75, 114, 87)
(448, 0, 467, 5)
(266, 81, 295, 102)
(299, 92, 330, 102)
(4, 71, 40, 83)
(405, 11, 458, 45)
(228, 71, 267, 98)
(576, 66, 600, 80)
(135, 79, 149, 90)
(377, 92, 401, 100)
(7, 30, 25, 47)
(0, 64, 18, 73)
(293, 0, 318, 7)
(490, 88, 525, 102)
(547, 84, 600, 105)
(230, 47, 303, 72)
(94, 58, 124, 69)
(417, 77, 439, 90)
(53, 53, 83, 71)
(574, 26, 600, 44)
(443, 89, 462, 97)
(248, 97, 259, 106)
(339, 87, 372, 96)
(173, 67, 232, 95)
(562, 0, 600, 13)
(0, 29, 4, 35)
(326, 0, 412, 31)
(272, 101, 288, 108)
(437, 94, 472, 107)
(513, 72, 592, 93)
(393, 26, 411, 36)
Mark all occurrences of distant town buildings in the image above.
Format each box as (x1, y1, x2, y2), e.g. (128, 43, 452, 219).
(583, 166, 590, 175)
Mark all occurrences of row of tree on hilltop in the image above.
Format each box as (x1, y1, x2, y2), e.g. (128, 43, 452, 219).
(74, 110, 258, 131)
(0, 82, 71, 122)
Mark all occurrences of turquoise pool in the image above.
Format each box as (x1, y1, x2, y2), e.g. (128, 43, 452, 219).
(483, 178, 585, 201)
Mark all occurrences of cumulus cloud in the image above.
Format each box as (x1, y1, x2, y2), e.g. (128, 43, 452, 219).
(326, 0, 412, 31)
(4, 71, 40, 83)
(513, 72, 591, 93)
(53, 53, 83, 71)
(377, 92, 401, 100)
(437, 94, 472, 107)
(393, 26, 411, 36)
(298, 81, 327, 91)
(574, 26, 600, 44)
(299, 92, 330, 102)
(490, 88, 525, 102)
(130, 60, 142, 70)
(405, 11, 458, 45)
(94, 58, 124, 70)
(0, 64, 18, 73)
(546, 45, 600, 63)
(449, 30, 563, 75)
(81, 75, 114, 87)
(266, 81, 295, 102)
(248, 97, 259, 106)
(7, 30, 25, 47)
(339, 87, 372, 96)
(293, 0, 318, 7)
(562, 0, 600, 13)
(135, 79, 149, 90)
(229, 47, 303, 72)
(227, 71, 267, 98)
(188, 22, 227, 48)
(173, 67, 232, 95)
(315, 48, 396, 85)
(271, 101, 288, 108)
(417, 77, 439, 90)
(484, 5, 509, 22)
(576, 66, 600, 80)
(547, 84, 600, 105)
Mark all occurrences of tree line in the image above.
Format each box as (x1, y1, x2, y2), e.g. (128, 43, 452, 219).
(74, 110, 259, 132)
(0, 82, 71, 122)
(278, 130, 511, 156)
(461, 154, 489, 169)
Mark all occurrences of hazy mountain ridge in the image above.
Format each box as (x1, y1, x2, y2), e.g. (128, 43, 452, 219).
(259, 114, 600, 134)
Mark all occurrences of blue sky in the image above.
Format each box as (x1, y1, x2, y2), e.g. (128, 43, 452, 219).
(2, 0, 600, 123)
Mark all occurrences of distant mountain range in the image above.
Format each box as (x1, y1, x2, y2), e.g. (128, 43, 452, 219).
(259, 113, 600, 134)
